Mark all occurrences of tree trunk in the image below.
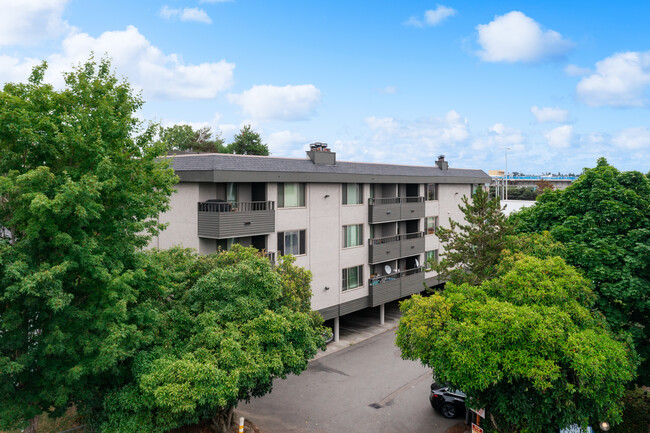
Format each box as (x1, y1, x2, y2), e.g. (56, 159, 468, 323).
(211, 407, 234, 433)
(24, 415, 39, 433)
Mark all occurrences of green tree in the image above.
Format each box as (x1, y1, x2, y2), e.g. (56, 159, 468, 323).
(160, 124, 227, 153)
(227, 125, 270, 156)
(397, 254, 636, 433)
(97, 246, 325, 433)
(433, 187, 512, 285)
(0, 59, 177, 431)
(512, 158, 650, 383)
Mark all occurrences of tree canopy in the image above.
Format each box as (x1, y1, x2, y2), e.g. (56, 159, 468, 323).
(511, 158, 650, 383)
(0, 59, 177, 431)
(96, 246, 325, 433)
(397, 253, 637, 433)
(160, 124, 269, 156)
(433, 187, 512, 285)
(160, 124, 227, 153)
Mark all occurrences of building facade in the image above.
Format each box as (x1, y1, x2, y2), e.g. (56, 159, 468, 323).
(151, 146, 490, 340)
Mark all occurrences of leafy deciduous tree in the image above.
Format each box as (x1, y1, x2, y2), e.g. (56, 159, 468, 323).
(397, 254, 636, 433)
(0, 59, 177, 431)
(512, 158, 650, 383)
(160, 124, 227, 153)
(97, 246, 325, 433)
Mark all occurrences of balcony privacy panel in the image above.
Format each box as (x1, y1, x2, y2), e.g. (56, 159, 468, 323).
(369, 202, 401, 223)
(401, 269, 425, 297)
(400, 200, 425, 219)
(400, 234, 425, 256)
(369, 277, 401, 306)
(198, 201, 275, 239)
(368, 237, 401, 264)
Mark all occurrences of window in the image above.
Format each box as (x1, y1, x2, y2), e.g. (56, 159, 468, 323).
(471, 184, 481, 197)
(278, 183, 305, 208)
(342, 265, 363, 291)
(277, 230, 306, 256)
(425, 250, 439, 270)
(426, 183, 438, 201)
(227, 182, 237, 204)
(426, 217, 438, 235)
(342, 183, 363, 205)
(343, 224, 363, 248)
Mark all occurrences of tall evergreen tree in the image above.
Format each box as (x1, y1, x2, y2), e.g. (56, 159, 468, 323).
(227, 125, 269, 155)
(433, 187, 512, 286)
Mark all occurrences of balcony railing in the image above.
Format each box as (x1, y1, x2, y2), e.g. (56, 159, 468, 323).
(369, 266, 425, 306)
(368, 232, 425, 264)
(368, 196, 425, 223)
(198, 200, 275, 239)
(263, 251, 276, 264)
(198, 201, 275, 212)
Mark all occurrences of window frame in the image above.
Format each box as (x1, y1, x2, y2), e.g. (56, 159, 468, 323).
(278, 183, 306, 208)
(277, 230, 306, 256)
(342, 265, 364, 291)
(425, 250, 439, 270)
(342, 183, 363, 205)
(343, 224, 363, 248)
(425, 216, 438, 235)
(426, 183, 438, 201)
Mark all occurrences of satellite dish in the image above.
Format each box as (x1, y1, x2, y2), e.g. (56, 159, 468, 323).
(384, 264, 392, 274)
(415, 258, 420, 268)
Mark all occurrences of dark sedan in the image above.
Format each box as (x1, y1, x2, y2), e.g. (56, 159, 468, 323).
(429, 384, 467, 419)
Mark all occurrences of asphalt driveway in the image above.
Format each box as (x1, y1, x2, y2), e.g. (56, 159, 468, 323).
(238, 329, 458, 433)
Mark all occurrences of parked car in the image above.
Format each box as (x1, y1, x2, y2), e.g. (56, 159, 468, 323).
(429, 383, 467, 419)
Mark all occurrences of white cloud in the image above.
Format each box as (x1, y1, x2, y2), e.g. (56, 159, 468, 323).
(472, 123, 525, 151)
(0, 26, 235, 100)
(353, 111, 470, 164)
(531, 106, 569, 123)
(0, 0, 71, 47)
(564, 64, 591, 76)
(406, 5, 457, 27)
(476, 11, 573, 62)
(576, 51, 650, 107)
(160, 6, 212, 24)
(379, 86, 397, 94)
(544, 125, 573, 148)
(267, 130, 309, 157)
(228, 84, 322, 121)
(612, 127, 650, 150)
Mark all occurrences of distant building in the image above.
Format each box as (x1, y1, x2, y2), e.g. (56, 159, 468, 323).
(489, 170, 577, 191)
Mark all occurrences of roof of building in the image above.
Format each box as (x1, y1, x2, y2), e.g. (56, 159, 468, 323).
(167, 153, 490, 183)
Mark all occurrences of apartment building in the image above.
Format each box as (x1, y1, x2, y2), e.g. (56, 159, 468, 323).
(151, 144, 491, 340)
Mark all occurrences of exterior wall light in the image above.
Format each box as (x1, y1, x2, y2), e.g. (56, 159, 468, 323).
(599, 421, 610, 432)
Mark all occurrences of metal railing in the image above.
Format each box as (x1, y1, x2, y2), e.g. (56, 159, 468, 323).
(198, 200, 275, 212)
(368, 231, 424, 246)
(368, 196, 424, 205)
(263, 251, 276, 263)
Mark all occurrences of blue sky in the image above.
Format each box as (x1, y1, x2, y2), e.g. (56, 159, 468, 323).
(2, 0, 650, 174)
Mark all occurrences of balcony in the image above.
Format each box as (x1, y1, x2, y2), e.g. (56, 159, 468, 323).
(368, 232, 425, 264)
(198, 201, 275, 239)
(368, 266, 425, 306)
(368, 197, 424, 223)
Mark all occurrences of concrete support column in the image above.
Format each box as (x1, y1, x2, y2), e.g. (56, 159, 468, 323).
(333, 316, 340, 342)
(379, 304, 385, 325)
